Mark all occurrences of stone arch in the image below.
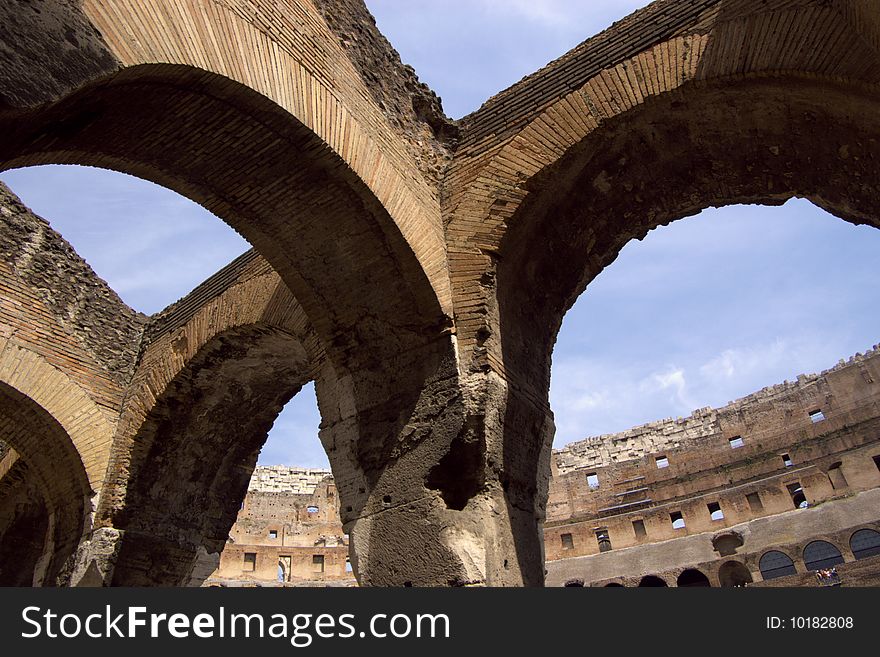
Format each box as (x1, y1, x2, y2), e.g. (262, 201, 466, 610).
(850, 528, 880, 560)
(803, 540, 845, 572)
(491, 76, 880, 587)
(1, 54, 473, 584)
(0, 382, 92, 585)
(759, 550, 797, 581)
(676, 568, 711, 587)
(106, 321, 317, 586)
(93, 262, 325, 586)
(718, 560, 753, 587)
(0, 0, 449, 313)
(496, 74, 880, 409)
(638, 575, 668, 587)
(0, 63, 447, 367)
(443, 1, 880, 585)
(0, 341, 118, 497)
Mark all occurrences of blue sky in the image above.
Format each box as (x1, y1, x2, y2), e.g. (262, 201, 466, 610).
(1, 1, 878, 467)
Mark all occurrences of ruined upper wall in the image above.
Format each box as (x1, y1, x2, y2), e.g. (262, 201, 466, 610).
(554, 345, 880, 473)
(0, 182, 146, 387)
(311, 0, 458, 183)
(248, 466, 333, 495)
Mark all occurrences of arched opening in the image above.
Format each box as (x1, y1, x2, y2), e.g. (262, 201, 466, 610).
(1, 62, 462, 587)
(0, 64, 447, 371)
(759, 551, 797, 581)
(803, 541, 845, 572)
(0, 446, 49, 586)
(207, 382, 355, 587)
(676, 569, 711, 587)
(0, 384, 92, 585)
(718, 561, 753, 588)
(850, 529, 880, 560)
(638, 575, 667, 587)
(259, 383, 329, 470)
(604, 582, 624, 587)
(107, 325, 319, 586)
(491, 74, 880, 585)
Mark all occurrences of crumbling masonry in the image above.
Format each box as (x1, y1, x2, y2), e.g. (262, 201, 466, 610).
(1, 0, 880, 586)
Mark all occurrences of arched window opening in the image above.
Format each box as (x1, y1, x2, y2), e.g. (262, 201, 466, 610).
(803, 541, 845, 572)
(550, 201, 880, 454)
(759, 551, 797, 581)
(676, 569, 711, 587)
(850, 529, 880, 560)
(718, 561, 753, 588)
(638, 575, 668, 587)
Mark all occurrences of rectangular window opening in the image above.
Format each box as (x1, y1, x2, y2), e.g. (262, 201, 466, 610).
(561, 533, 574, 550)
(586, 473, 600, 490)
(670, 511, 685, 530)
(787, 482, 808, 508)
(656, 456, 669, 469)
(828, 463, 848, 490)
(809, 409, 826, 423)
(243, 553, 256, 572)
(595, 528, 612, 552)
(728, 436, 744, 449)
(268, 529, 278, 539)
(782, 453, 793, 467)
(707, 502, 724, 521)
(632, 519, 647, 538)
(312, 554, 325, 573)
(746, 492, 764, 512)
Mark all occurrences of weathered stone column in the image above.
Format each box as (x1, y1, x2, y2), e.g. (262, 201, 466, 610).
(316, 331, 552, 586)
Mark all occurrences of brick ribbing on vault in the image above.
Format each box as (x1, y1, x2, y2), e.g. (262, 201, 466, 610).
(144, 248, 267, 344)
(457, 0, 722, 152)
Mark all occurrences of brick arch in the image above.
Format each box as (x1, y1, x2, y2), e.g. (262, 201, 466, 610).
(497, 74, 880, 391)
(0, 0, 449, 315)
(106, 321, 317, 586)
(0, 62, 448, 370)
(0, 382, 92, 585)
(437, 1, 880, 585)
(1, 51, 470, 583)
(93, 262, 326, 585)
(0, 345, 115, 495)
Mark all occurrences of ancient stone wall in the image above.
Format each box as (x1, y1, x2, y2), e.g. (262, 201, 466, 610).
(207, 469, 353, 586)
(247, 466, 334, 495)
(545, 346, 880, 586)
(0, 181, 145, 402)
(554, 347, 880, 474)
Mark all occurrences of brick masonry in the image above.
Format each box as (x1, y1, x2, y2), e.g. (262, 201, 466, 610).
(0, 0, 879, 587)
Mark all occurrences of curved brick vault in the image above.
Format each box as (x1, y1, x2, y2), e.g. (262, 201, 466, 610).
(1, 0, 880, 586)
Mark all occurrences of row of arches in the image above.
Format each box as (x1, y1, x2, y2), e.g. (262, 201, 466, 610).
(759, 530, 880, 580)
(593, 530, 880, 587)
